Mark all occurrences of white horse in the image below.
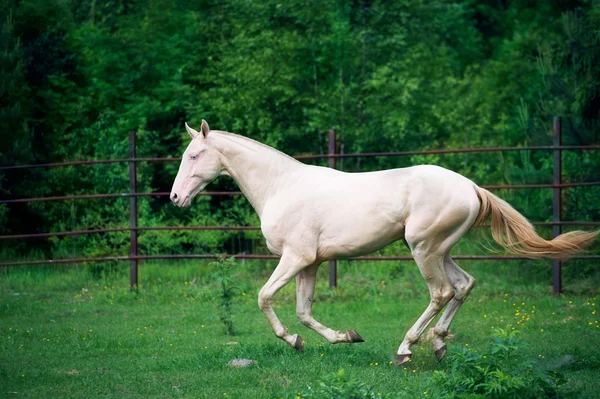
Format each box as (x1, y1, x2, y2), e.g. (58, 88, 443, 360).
(170, 120, 597, 364)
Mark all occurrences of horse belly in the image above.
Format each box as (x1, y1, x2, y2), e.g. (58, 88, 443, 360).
(317, 207, 405, 260)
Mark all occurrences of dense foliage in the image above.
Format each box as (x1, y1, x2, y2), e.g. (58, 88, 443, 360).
(1, 0, 599, 261)
(295, 327, 565, 398)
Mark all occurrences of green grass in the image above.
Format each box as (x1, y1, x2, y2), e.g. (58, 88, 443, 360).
(1, 260, 599, 398)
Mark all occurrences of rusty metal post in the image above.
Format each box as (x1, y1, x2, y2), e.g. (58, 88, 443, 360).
(328, 129, 337, 288)
(552, 117, 562, 294)
(129, 131, 139, 290)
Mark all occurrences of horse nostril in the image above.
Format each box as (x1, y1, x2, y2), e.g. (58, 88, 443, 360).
(170, 192, 179, 203)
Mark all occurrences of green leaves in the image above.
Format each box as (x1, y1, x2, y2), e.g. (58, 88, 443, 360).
(1, 0, 599, 262)
(430, 327, 565, 399)
(210, 256, 239, 335)
(298, 369, 379, 399)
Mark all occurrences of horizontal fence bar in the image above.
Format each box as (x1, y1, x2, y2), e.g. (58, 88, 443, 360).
(0, 157, 178, 171)
(2, 253, 599, 267)
(533, 221, 600, 226)
(0, 254, 279, 267)
(0, 191, 241, 204)
(2, 145, 599, 171)
(299, 145, 600, 160)
(1, 221, 598, 240)
(3, 182, 599, 204)
(351, 255, 600, 261)
(483, 182, 600, 189)
(0, 226, 262, 240)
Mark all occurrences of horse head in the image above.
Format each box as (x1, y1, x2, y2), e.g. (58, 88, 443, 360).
(170, 120, 223, 207)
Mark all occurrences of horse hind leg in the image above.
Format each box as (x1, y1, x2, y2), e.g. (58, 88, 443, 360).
(429, 255, 476, 362)
(396, 201, 478, 365)
(296, 264, 364, 344)
(396, 249, 455, 365)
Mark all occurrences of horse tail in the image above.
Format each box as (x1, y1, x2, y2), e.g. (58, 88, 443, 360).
(472, 186, 598, 260)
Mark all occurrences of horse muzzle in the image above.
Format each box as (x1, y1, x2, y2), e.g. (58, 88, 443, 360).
(170, 191, 191, 208)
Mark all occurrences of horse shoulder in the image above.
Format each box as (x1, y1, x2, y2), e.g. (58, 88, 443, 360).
(260, 195, 320, 261)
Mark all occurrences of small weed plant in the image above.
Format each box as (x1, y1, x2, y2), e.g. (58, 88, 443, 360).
(210, 256, 238, 335)
(296, 369, 378, 399)
(293, 327, 565, 399)
(428, 326, 565, 399)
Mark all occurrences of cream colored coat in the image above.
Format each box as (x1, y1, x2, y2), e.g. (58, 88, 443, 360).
(170, 121, 597, 364)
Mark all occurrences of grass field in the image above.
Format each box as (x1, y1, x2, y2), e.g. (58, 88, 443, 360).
(1, 259, 599, 398)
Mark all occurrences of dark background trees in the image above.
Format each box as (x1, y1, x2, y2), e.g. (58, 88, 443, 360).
(1, 0, 598, 260)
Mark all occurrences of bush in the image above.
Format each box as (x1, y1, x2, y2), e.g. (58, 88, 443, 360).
(210, 256, 238, 335)
(295, 369, 378, 399)
(427, 326, 565, 399)
(294, 327, 566, 399)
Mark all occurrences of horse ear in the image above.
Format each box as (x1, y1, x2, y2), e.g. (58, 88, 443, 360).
(185, 122, 199, 139)
(201, 120, 210, 138)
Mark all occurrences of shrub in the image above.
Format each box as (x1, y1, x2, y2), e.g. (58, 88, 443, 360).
(293, 327, 566, 399)
(296, 369, 379, 399)
(210, 256, 238, 335)
(428, 326, 565, 399)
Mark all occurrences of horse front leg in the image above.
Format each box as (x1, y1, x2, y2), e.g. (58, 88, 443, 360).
(296, 263, 364, 344)
(258, 252, 310, 350)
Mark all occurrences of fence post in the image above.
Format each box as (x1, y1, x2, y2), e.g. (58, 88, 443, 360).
(552, 117, 562, 294)
(328, 129, 337, 288)
(129, 131, 139, 290)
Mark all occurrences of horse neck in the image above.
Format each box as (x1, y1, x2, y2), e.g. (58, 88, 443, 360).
(209, 132, 303, 217)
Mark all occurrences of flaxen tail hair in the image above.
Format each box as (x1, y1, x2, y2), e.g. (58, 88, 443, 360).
(473, 186, 598, 260)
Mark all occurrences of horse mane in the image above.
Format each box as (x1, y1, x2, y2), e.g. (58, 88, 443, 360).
(211, 130, 303, 165)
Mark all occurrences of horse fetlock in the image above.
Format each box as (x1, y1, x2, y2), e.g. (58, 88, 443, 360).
(273, 326, 288, 339)
(403, 334, 419, 347)
(430, 326, 449, 340)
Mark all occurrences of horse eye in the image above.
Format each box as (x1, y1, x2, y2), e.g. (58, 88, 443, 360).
(191, 155, 198, 160)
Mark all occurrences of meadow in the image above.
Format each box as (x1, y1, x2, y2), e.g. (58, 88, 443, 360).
(1, 259, 599, 398)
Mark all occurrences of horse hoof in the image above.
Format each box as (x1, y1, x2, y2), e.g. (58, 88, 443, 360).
(396, 353, 412, 366)
(292, 334, 304, 352)
(346, 330, 365, 343)
(435, 345, 447, 362)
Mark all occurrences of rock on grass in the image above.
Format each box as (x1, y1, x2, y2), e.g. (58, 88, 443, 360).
(227, 359, 256, 368)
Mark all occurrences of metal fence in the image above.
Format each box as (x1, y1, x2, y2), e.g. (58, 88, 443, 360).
(1, 117, 599, 293)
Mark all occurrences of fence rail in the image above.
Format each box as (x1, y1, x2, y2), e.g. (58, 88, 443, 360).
(2, 182, 600, 204)
(1, 254, 599, 268)
(2, 221, 599, 241)
(2, 145, 600, 171)
(1, 117, 599, 293)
